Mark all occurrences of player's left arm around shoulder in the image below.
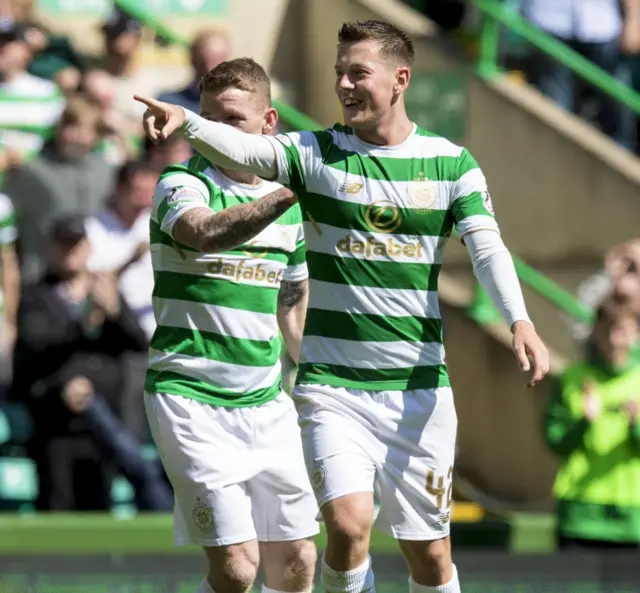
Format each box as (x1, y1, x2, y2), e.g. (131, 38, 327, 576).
(277, 278, 308, 365)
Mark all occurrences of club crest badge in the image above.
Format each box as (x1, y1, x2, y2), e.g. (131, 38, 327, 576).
(193, 498, 214, 532)
(408, 172, 438, 213)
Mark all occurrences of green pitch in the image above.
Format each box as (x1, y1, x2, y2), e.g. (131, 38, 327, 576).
(0, 512, 556, 555)
(0, 513, 397, 555)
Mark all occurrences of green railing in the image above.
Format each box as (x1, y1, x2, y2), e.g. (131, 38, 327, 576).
(474, 0, 640, 115)
(115, 0, 593, 326)
(469, 0, 640, 324)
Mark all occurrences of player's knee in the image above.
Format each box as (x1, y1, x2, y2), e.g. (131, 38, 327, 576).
(400, 537, 452, 586)
(323, 500, 372, 547)
(288, 537, 318, 578)
(205, 544, 260, 593)
(262, 538, 317, 591)
(328, 517, 369, 549)
(322, 496, 373, 569)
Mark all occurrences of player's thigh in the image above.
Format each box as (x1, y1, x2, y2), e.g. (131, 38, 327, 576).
(374, 386, 457, 542)
(250, 393, 319, 543)
(293, 384, 378, 509)
(144, 392, 257, 547)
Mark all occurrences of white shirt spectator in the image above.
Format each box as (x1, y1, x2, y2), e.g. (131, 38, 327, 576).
(522, 0, 622, 43)
(86, 209, 155, 339)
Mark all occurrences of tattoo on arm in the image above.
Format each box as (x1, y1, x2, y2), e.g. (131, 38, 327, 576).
(172, 187, 297, 253)
(278, 280, 307, 308)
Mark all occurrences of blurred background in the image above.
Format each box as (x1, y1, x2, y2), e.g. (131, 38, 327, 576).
(1, 0, 640, 591)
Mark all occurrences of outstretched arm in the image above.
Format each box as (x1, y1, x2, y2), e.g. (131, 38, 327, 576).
(135, 96, 280, 180)
(182, 110, 279, 180)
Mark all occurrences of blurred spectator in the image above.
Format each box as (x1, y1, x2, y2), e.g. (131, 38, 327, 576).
(521, 0, 638, 151)
(86, 161, 156, 339)
(87, 8, 172, 134)
(2, 94, 115, 285)
(142, 133, 192, 171)
(0, 191, 19, 389)
(10, 215, 149, 510)
(80, 68, 133, 164)
(605, 239, 640, 306)
(0, 192, 18, 351)
(573, 238, 640, 341)
(65, 382, 173, 511)
(5, 0, 83, 94)
(0, 18, 65, 167)
(544, 296, 640, 550)
(156, 28, 230, 114)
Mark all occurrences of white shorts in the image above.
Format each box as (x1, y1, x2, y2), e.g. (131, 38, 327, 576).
(293, 384, 457, 540)
(144, 392, 320, 547)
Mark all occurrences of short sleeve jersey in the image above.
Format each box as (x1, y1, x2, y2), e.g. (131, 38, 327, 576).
(145, 155, 307, 407)
(269, 123, 498, 391)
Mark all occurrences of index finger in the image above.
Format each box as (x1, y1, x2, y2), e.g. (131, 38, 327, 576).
(133, 94, 163, 109)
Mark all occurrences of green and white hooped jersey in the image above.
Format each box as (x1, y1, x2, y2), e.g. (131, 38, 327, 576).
(0, 74, 64, 156)
(145, 156, 307, 407)
(271, 123, 499, 391)
(0, 193, 17, 248)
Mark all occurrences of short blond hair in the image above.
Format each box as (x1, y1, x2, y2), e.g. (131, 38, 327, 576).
(198, 57, 271, 106)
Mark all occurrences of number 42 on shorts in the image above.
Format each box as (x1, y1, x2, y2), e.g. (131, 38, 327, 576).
(426, 466, 453, 510)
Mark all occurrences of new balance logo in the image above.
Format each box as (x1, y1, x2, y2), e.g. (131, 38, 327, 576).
(339, 182, 364, 194)
(437, 511, 451, 525)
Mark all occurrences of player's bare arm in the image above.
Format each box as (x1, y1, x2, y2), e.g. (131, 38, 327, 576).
(171, 187, 297, 254)
(277, 279, 309, 365)
(463, 228, 550, 388)
(134, 95, 279, 179)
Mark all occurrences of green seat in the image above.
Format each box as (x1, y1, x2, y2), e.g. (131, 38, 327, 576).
(0, 457, 37, 502)
(111, 476, 136, 517)
(141, 444, 157, 460)
(111, 476, 134, 504)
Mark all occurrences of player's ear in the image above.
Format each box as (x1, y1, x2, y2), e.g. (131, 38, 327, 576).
(395, 66, 411, 94)
(262, 106, 278, 135)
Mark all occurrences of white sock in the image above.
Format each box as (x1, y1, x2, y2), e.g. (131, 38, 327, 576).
(263, 586, 309, 593)
(321, 554, 375, 593)
(409, 564, 461, 593)
(195, 580, 214, 593)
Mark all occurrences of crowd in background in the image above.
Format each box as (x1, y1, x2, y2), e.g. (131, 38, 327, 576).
(0, 1, 638, 550)
(410, 0, 640, 154)
(0, 0, 230, 511)
(547, 238, 640, 550)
